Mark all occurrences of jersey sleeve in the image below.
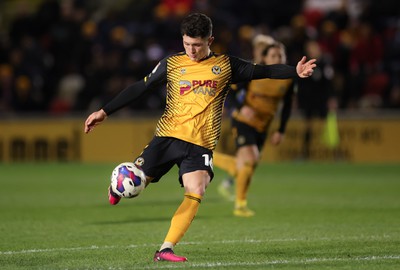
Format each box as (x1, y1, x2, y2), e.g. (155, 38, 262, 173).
(253, 64, 298, 79)
(277, 82, 295, 133)
(229, 55, 256, 84)
(102, 58, 167, 115)
(229, 55, 299, 83)
(144, 57, 167, 88)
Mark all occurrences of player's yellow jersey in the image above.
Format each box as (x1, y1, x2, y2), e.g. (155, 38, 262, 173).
(153, 53, 233, 149)
(103, 51, 297, 150)
(141, 52, 259, 150)
(233, 78, 293, 132)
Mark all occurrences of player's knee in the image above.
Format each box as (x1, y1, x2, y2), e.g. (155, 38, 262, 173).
(182, 170, 210, 196)
(185, 184, 206, 196)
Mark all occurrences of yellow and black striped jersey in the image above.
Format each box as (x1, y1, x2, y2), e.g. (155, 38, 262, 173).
(232, 78, 293, 132)
(144, 52, 255, 150)
(102, 51, 298, 150)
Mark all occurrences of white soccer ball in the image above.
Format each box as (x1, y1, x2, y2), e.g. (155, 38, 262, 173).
(110, 162, 146, 198)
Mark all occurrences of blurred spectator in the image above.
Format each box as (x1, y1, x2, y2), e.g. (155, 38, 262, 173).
(0, 64, 13, 111)
(296, 40, 336, 159)
(0, 0, 398, 115)
(12, 75, 36, 111)
(50, 64, 85, 114)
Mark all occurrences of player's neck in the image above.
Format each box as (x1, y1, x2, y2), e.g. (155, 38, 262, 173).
(197, 50, 212, 62)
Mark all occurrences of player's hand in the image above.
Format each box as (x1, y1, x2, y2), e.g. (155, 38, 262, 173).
(84, 109, 107, 134)
(239, 105, 255, 121)
(270, 131, 284, 146)
(296, 56, 317, 78)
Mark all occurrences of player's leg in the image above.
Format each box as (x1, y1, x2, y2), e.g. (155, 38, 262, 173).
(213, 151, 237, 177)
(234, 144, 259, 217)
(154, 141, 213, 262)
(217, 175, 235, 201)
(213, 151, 236, 201)
(155, 171, 211, 262)
(230, 119, 264, 216)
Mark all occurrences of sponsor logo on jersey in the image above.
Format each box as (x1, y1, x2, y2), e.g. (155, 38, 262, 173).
(179, 80, 218, 96)
(180, 80, 192, 95)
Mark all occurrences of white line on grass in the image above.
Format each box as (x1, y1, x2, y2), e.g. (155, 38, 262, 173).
(0, 235, 395, 255)
(135, 255, 400, 269)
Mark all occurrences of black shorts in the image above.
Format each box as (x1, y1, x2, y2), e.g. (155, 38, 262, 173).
(134, 137, 214, 186)
(231, 118, 267, 151)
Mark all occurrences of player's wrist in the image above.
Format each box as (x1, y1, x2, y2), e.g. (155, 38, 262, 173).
(99, 109, 108, 118)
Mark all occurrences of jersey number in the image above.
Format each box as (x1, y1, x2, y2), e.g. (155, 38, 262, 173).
(202, 154, 213, 169)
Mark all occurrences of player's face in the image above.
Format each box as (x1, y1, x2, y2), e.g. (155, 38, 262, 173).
(183, 35, 214, 62)
(263, 47, 283, 65)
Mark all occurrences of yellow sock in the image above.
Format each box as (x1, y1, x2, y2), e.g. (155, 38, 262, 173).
(213, 151, 237, 177)
(235, 163, 254, 207)
(164, 193, 202, 245)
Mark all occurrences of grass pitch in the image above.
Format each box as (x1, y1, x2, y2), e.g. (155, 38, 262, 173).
(0, 162, 399, 269)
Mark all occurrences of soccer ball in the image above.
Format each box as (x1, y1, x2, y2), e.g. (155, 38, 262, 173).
(110, 162, 146, 198)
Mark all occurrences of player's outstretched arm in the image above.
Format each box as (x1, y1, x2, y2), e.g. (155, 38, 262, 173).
(241, 57, 317, 81)
(296, 56, 317, 78)
(84, 109, 107, 134)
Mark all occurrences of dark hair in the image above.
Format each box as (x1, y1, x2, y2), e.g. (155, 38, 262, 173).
(180, 13, 213, 38)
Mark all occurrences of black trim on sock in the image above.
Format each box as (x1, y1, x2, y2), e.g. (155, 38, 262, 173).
(185, 194, 202, 204)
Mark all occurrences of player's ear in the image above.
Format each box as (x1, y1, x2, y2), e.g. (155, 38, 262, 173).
(208, 36, 214, 46)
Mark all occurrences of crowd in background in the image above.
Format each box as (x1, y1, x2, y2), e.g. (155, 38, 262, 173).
(0, 0, 399, 116)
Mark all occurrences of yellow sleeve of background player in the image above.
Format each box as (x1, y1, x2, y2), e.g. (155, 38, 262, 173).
(230, 84, 238, 91)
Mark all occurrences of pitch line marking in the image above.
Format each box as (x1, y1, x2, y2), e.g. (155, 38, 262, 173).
(0, 235, 395, 255)
(135, 255, 400, 269)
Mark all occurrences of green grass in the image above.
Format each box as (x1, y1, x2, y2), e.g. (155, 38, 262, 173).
(0, 162, 399, 269)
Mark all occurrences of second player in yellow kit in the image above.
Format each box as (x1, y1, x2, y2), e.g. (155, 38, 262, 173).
(214, 42, 295, 217)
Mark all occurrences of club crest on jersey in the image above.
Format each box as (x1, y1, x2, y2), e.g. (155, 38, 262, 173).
(211, 65, 221, 75)
(135, 157, 145, 167)
(237, 135, 246, 146)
